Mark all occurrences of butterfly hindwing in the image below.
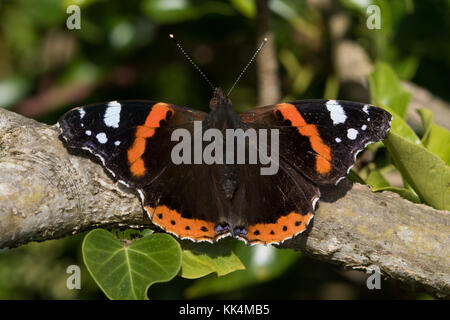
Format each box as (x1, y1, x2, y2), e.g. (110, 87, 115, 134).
(140, 160, 233, 242)
(232, 158, 319, 245)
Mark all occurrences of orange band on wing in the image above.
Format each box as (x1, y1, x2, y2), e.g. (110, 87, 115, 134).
(129, 158, 146, 177)
(275, 103, 332, 175)
(144, 205, 216, 242)
(127, 103, 173, 177)
(127, 137, 146, 164)
(135, 126, 156, 138)
(275, 103, 307, 126)
(247, 211, 313, 245)
(144, 104, 172, 127)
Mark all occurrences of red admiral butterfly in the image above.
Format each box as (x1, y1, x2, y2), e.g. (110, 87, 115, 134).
(58, 88, 391, 245)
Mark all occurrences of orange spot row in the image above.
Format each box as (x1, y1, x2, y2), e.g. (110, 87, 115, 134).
(247, 211, 313, 245)
(145, 205, 216, 241)
(143, 204, 313, 245)
(127, 103, 173, 177)
(275, 103, 332, 175)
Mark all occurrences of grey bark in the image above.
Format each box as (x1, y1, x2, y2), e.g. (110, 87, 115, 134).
(0, 108, 448, 297)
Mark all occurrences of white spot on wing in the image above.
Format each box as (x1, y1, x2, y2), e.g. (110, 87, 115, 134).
(85, 130, 92, 136)
(335, 137, 342, 143)
(361, 124, 367, 130)
(104, 101, 121, 128)
(114, 141, 121, 146)
(347, 128, 359, 140)
(96, 132, 108, 144)
(326, 100, 347, 125)
(363, 104, 370, 114)
(79, 108, 86, 119)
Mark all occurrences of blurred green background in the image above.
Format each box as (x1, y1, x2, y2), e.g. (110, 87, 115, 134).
(0, 0, 448, 299)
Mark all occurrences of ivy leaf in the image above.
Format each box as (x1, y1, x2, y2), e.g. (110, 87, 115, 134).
(82, 230, 181, 300)
(180, 240, 245, 279)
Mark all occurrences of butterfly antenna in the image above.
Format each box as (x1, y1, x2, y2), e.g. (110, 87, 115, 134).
(169, 34, 215, 90)
(227, 37, 268, 97)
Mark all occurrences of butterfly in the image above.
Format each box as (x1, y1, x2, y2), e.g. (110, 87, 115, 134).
(58, 87, 391, 245)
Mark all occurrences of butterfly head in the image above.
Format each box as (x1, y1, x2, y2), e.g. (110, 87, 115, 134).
(210, 87, 232, 109)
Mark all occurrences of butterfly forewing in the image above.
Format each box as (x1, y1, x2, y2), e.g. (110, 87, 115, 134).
(58, 100, 207, 188)
(240, 99, 392, 185)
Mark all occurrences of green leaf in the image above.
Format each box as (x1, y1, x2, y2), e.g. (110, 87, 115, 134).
(383, 105, 420, 143)
(229, 0, 256, 18)
(368, 62, 411, 118)
(383, 132, 450, 210)
(180, 240, 245, 279)
(394, 55, 419, 80)
(419, 108, 433, 139)
(347, 169, 366, 184)
(367, 170, 390, 189)
(372, 186, 421, 204)
(141, 0, 233, 24)
(366, 168, 421, 203)
(417, 109, 450, 166)
(82, 230, 181, 300)
(185, 242, 300, 298)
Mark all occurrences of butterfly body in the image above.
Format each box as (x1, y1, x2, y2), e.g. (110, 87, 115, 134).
(58, 88, 391, 245)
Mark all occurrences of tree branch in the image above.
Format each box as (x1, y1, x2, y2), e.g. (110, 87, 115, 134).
(0, 108, 449, 298)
